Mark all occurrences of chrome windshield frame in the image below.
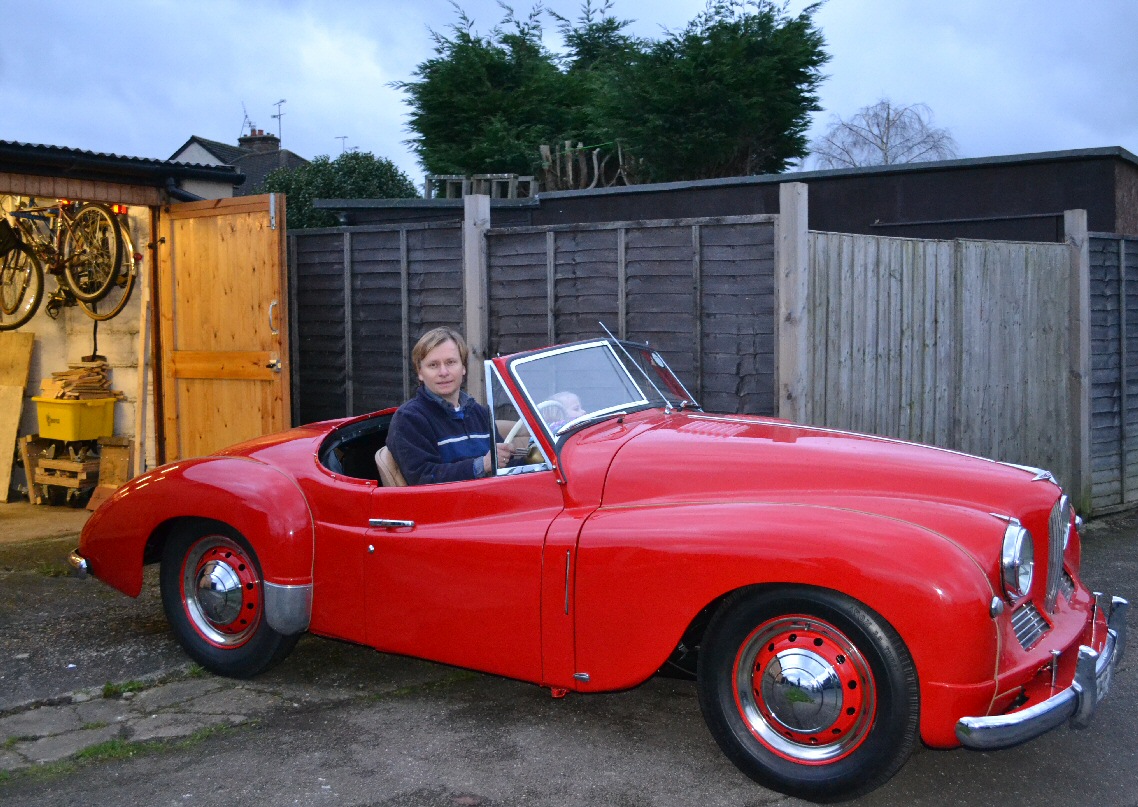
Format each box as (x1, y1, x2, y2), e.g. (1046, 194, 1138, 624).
(507, 340, 653, 442)
(484, 360, 554, 475)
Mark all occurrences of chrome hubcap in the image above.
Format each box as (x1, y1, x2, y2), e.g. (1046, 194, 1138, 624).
(761, 648, 844, 733)
(195, 560, 244, 625)
(181, 536, 261, 647)
(735, 615, 876, 763)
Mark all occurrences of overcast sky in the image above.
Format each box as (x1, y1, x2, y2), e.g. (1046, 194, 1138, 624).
(3, 0, 1135, 189)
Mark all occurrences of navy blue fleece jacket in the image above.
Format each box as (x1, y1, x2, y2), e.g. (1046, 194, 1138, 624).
(386, 386, 495, 485)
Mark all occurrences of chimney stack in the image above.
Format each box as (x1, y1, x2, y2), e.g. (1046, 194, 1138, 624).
(238, 127, 281, 154)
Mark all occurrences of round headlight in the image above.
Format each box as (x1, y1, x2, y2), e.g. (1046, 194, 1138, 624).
(1001, 522, 1034, 601)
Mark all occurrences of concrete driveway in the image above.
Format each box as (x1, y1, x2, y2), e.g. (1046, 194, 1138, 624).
(0, 506, 1134, 807)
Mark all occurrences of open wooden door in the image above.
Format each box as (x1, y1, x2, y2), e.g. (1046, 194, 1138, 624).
(156, 194, 289, 461)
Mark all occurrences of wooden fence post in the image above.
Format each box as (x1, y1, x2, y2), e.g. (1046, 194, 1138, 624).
(777, 182, 810, 422)
(342, 230, 354, 416)
(1065, 209, 1092, 512)
(463, 194, 491, 401)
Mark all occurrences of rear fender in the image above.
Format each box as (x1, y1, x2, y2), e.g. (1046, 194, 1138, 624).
(80, 457, 315, 620)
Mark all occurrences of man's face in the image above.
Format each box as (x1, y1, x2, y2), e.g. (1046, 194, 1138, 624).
(418, 339, 465, 404)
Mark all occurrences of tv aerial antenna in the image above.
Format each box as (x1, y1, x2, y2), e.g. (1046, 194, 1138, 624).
(240, 103, 254, 138)
(272, 99, 287, 141)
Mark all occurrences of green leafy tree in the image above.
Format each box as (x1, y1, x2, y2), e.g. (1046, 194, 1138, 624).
(263, 151, 419, 229)
(398, 7, 575, 177)
(399, 1, 828, 184)
(598, 1, 829, 180)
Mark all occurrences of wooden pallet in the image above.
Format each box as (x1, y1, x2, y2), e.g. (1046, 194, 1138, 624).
(19, 435, 100, 505)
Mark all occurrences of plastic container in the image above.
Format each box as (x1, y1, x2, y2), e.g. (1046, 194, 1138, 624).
(32, 397, 116, 441)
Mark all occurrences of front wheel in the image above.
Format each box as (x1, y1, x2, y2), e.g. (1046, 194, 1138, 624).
(62, 203, 123, 302)
(160, 522, 299, 678)
(697, 587, 919, 802)
(0, 241, 44, 330)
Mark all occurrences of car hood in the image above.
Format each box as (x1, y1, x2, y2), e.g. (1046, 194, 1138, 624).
(599, 412, 1061, 555)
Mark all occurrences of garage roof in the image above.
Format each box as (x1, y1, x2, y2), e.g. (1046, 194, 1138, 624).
(0, 140, 245, 188)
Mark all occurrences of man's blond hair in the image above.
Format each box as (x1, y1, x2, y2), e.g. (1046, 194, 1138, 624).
(412, 327, 468, 370)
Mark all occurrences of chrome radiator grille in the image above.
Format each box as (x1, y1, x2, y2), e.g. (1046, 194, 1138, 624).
(1012, 602, 1048, 650)
(1045, 496, 1071, 614)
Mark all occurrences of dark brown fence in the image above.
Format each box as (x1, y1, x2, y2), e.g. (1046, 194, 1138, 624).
(290, 215, 778, 424)
(289, 189, 1135, 515)
(1089, 233, 1138, 512)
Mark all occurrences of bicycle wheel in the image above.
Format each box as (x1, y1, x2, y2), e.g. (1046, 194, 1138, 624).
(0, 241, 44, 330)
(62, 203, 123, 302)
(78, 253, 135, 321)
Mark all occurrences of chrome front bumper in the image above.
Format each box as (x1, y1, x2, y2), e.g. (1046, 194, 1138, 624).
(956, 595, 1128, 750)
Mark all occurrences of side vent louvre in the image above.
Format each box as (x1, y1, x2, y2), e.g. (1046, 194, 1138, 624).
(1011, 603, 1048, 651)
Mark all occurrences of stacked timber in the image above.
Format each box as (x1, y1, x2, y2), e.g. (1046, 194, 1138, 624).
(40, 361, 125, 400)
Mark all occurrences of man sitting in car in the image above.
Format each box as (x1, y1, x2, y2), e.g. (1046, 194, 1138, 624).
(386, 327, 513, 485)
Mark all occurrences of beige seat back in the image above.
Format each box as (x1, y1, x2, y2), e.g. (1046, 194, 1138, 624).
(375, 446, 408, 487)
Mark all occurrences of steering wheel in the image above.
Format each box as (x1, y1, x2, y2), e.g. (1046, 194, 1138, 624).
(505, 417, 529, 445)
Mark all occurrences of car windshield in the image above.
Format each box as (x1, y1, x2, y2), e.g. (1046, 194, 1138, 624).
(509, 340, 695, 439)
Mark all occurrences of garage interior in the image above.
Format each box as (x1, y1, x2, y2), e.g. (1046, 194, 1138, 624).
(1, 140, 247, 510)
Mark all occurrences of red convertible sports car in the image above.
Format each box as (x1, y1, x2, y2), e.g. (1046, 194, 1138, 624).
(71, 338, 1127, 800)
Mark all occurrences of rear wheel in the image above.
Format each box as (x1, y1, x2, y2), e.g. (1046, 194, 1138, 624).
(77, 251, 135, 321)
(697, 587, 919, 802)
(0, 241, 43, 330)
(160, 523, 299, 678)
(62, 203, 123, 302)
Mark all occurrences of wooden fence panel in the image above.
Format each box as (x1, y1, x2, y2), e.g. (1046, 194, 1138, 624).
(488, 231, 549, 355)
(291, 223, 463, 421)
(1089, 235, 1138, 511)
(486, 216, 778, 415)
(293, 232, 348, 424)
(808, 232, 1073, 486)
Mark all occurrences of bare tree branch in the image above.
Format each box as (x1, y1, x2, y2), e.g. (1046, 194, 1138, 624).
(810, 99, 959, 168)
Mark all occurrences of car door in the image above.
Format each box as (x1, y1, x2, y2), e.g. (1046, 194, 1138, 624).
(364, 470, 565, 683)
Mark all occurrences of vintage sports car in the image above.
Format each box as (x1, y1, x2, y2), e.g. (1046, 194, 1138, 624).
(71, 338, 1127, 800)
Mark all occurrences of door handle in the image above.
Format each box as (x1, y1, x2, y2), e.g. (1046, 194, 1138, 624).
(369, 518, 415, 529)
(269, 300, 279, 334)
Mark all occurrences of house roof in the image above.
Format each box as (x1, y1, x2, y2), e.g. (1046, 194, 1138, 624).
(0, 140, 245, 188)
(169, 135, 249, 165)
(231, 149, 309, 194)
(170, 135, 308, 195)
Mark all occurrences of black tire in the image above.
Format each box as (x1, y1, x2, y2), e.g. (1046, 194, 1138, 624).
(0, 241, 44, 330)
(61, 203, 123, 302)
(160, 522, 299, 678)
(77, 252, 135, 321)
(697, 587, 919, 802)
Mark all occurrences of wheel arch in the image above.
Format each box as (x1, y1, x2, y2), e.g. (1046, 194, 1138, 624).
(80, 456, 315, 604)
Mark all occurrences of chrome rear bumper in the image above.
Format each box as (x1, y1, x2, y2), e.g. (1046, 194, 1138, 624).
(956, 595, 1128, 750)
(67, 549, 89, 578)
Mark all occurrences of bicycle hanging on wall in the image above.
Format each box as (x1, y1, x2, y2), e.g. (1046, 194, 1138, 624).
(0, 197, 137, 331)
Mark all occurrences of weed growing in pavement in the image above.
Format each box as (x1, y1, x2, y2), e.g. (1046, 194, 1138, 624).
(33, 561, 68, 578)
(101, 680, 148, 699)
(0, 724, 239, 787)
(187, 663, 207, 678)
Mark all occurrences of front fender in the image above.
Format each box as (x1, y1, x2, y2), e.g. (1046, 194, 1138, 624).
(574, 501, 1000, 741)
(80, 456, 315, 603)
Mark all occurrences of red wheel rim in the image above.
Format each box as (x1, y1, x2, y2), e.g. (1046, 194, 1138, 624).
(732, 614, 877, 764)
(179, 535, 262, 648)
